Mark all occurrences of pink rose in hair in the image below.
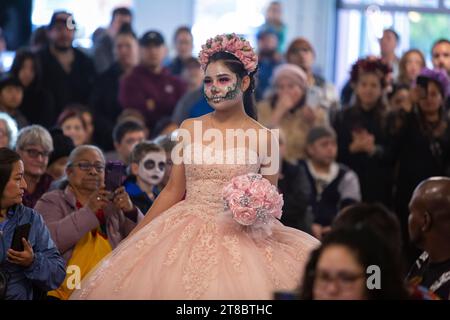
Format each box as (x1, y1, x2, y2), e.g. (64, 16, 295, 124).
(198, 33, 258, 73)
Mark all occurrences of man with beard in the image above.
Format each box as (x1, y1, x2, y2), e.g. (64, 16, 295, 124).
(407, 177, 450, 300)
(37, 11, 96, 127)
(431, 39, 450, 111)
(254, 29, 282, 102)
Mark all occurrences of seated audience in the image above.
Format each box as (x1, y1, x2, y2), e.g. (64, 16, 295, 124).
(300, 126, 361, 240)
(35, 145, 143, 299)
(124, 141, 166, 214)
(46, 128, 75, 181)
(258, 63, 327, 163)
(57, 108, 88, 146)
(298, 226, 409, 300)
(0, 147, 65, 300)
(105, 120, 146, 165)
(277, 129, 310, 232)
(119, 30, 187, 131)
(407, 177, 450, 300)
(15, 125, 54, 208)
(90, 23, 139, 151)
(153, 133, 177, 190)
(0, 75, 28, 129)
(10, 49, 55, 128)
(167, 26, 195, 76)
(387, 83, 412, 113)
(0, 112, 18, 149)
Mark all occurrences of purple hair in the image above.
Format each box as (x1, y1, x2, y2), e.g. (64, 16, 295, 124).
(415, 68, 450, 99)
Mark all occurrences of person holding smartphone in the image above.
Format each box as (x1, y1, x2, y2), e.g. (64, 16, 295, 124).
(34, 145, 143, 299)
(0, 147, 65, 300)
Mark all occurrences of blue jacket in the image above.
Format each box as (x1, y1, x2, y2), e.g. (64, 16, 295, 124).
(0, 204, 66, 300)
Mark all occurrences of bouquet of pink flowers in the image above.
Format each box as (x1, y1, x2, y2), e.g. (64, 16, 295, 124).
(222, 173, 283, 227)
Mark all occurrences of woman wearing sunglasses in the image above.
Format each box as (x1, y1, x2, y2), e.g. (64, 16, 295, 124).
(34, 145, 143, 300)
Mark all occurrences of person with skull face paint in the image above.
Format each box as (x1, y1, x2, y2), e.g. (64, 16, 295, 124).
(70, 33, 319, 300)
(124, 141, 166, 214)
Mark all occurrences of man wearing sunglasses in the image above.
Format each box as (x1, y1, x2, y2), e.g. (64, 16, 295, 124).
(15, 125, 54, 208)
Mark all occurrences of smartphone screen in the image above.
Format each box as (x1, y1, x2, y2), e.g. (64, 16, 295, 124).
(11, 223, 31, 251)
(104, 161, 125, 193)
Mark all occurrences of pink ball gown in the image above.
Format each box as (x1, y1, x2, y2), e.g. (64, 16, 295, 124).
(70, 144, 319, 300)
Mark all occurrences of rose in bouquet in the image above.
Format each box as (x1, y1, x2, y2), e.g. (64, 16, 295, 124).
(222, 173, 283, 227)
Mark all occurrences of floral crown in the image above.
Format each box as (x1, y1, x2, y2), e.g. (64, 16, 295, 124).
(350, 57, 392, 88)
(199, 33, 258, 74)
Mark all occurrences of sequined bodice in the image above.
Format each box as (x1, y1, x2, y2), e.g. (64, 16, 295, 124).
(183, 144, 261, 206)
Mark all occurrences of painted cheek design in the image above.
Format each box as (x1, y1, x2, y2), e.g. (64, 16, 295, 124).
(204, 78, 241, 103)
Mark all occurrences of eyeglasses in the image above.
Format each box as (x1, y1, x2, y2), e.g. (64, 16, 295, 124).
(23, 148, 51, 159)
(69, 161, 105, 173)
(313, 270, 365, 290)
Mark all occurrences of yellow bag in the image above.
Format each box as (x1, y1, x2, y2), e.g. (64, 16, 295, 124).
(48, 229, 112, 300)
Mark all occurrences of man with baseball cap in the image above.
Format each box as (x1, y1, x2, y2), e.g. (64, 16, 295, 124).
(119, 30, 187, 134)
(37, 11, 96, 127)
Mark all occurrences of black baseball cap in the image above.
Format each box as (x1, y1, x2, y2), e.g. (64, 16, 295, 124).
(139, 30, 164, 47)
(48, 11, 76, 29)
(0, 74, 23, 92)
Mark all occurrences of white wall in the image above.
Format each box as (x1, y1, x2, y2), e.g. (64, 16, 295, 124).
(133, 0, 195, 48)
(280, 0, 337, 81)
(132, 0, 337, 81)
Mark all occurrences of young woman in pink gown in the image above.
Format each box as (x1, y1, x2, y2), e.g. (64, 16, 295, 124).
(70, 34, 319, 300)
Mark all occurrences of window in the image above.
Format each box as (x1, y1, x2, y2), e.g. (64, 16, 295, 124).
(335, 0, 450, 93)
(31, 0, 133, 48)
(192, 0, 271, 54)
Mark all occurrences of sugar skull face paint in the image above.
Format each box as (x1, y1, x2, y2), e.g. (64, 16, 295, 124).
(138, 152, 166, 186)
(203, 61, 243, 106)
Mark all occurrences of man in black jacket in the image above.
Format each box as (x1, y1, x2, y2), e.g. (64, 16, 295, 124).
(37, 11, 96, 127)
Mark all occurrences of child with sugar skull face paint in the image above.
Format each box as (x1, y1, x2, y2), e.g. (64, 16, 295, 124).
(124, 141, 166, 214)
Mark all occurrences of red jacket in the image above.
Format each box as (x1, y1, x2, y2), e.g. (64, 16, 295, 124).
(119, 65, 187, 130)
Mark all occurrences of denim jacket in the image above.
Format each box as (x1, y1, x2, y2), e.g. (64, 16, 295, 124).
(0, 204, 66, 300)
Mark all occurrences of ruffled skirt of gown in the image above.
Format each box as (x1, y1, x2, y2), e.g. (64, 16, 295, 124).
(69, 198, 319, 300)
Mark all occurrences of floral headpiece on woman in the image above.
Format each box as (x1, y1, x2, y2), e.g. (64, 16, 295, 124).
(350, 57, 392, 88)
(199, 33, 258, 74)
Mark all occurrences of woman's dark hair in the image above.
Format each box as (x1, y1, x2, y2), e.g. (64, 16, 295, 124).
(173, 26, 192, 42)
(207, 51, 257, 120)
(111, 7, 132, 22)
(388, 83, 410, 101)
(397, 49, 425, 85)
(333, 203, 403, 257)
(0, 147, 21, 208)
(151, 116, 176, 139)
(30, 26, 49, 50)
(116, 22, 137, 40)
(56, 108, 87, 130)
(350, 58, 391, 89)
(10, 48, 42, 88)
(298, 226, 409, 300)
